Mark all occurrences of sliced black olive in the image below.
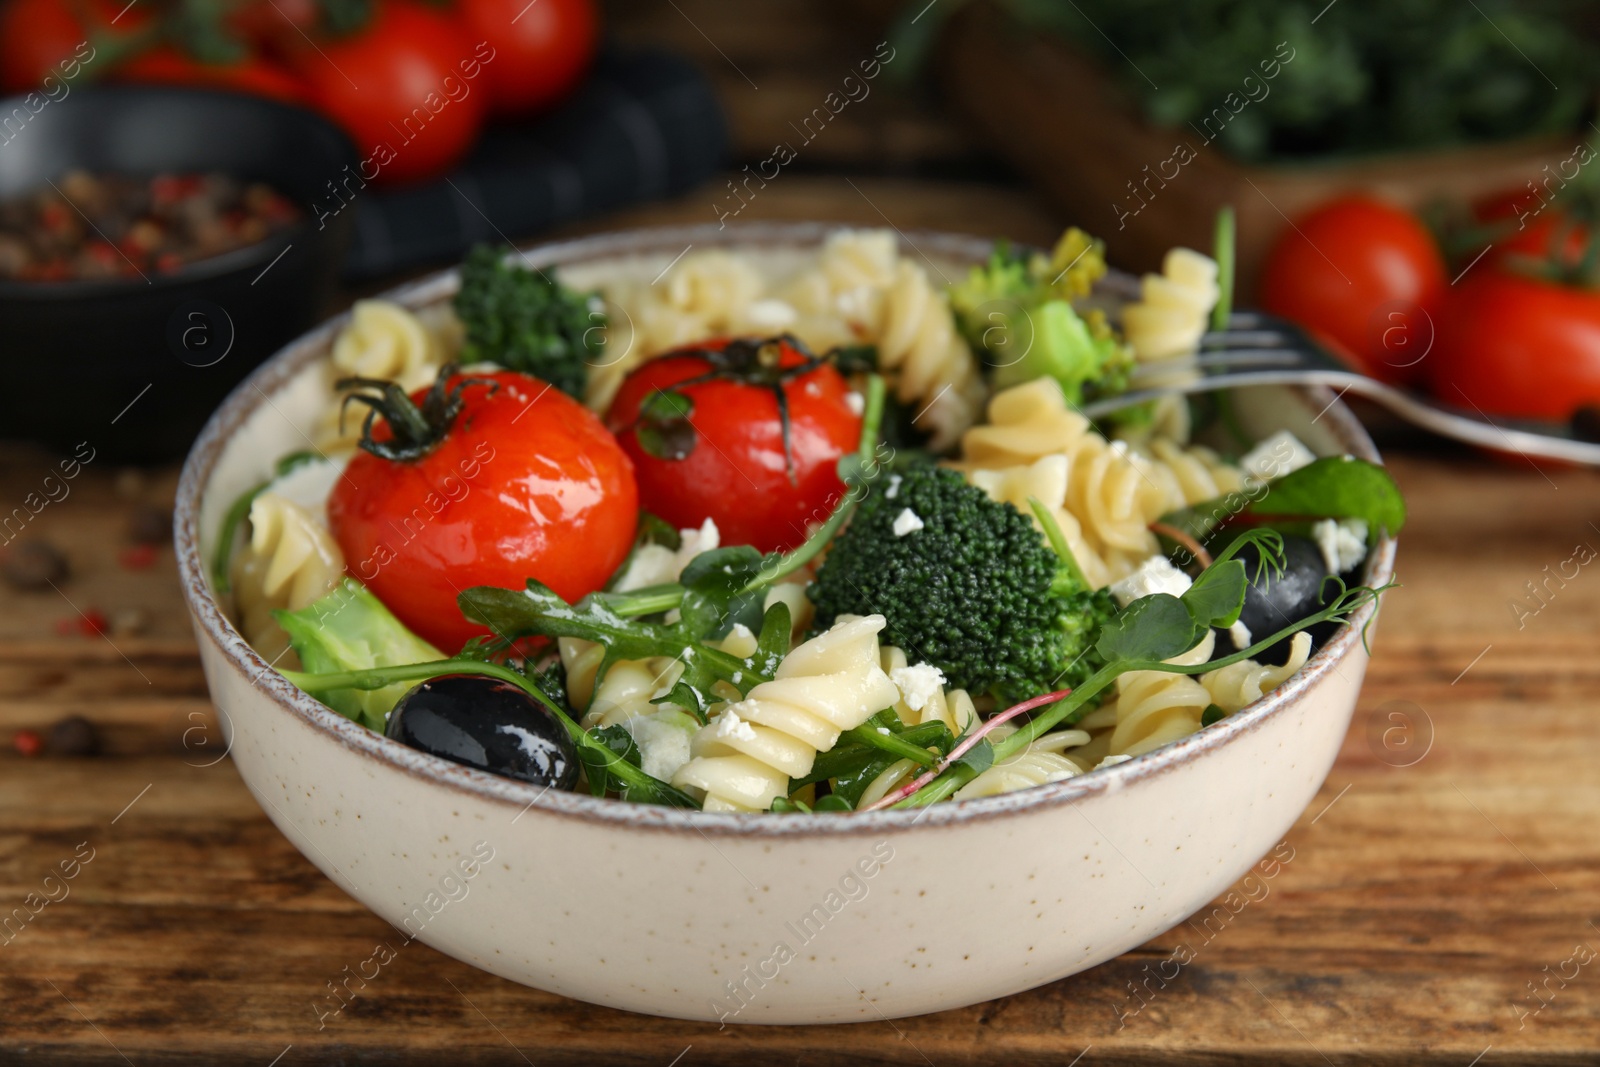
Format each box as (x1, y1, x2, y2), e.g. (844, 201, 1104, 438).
(1224, 535, 1335, 665)
(386, 675, 578, 789)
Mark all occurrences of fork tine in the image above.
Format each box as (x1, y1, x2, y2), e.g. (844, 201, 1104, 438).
(1127, 348, 1317, 383)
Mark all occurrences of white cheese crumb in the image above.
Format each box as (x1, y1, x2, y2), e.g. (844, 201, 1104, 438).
(889, 663, 946, 712)
(1228, 620, 1253, 651)
(1097, 753, 1134, 769)
(711, 708, 758, 744)
(743, 298, 797, 329)
(1240, 430, 1316, 483)
(614, 516, 724, 593)
(892, 508, 924, 537)
(885, 474, 902, 500)
(844, 391, 865, 416)
(1107, 555, 1193, 609)
(1311, 517, 1368, 574)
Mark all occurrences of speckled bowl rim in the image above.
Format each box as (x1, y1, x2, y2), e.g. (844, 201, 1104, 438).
(175, 221, 1397, 839)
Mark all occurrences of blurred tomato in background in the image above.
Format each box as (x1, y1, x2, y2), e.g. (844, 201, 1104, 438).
(0, 0, 599, 186)
(1260, 196, 1447, 388)
(456, 0, 597, 116)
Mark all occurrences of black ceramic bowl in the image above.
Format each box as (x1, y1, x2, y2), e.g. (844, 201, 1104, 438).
(0, 87, 357, 463)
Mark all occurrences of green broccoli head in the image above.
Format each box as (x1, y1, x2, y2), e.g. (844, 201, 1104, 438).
(808, 463, 1117, 701)
(948, 231, 1130, 405)
(453, 245, 603, 399)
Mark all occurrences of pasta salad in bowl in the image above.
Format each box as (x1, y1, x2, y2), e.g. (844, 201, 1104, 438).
(176, 221, 1400, 1022)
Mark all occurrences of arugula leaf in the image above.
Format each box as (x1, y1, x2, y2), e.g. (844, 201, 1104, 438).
(812, 792, 856, 812)
(830, 755, 899, 807)
(578, 724, 642, 798)
(1095, 593, 1203, 665)
(677, 545, 768, 640)
(458, 581, 766, 721)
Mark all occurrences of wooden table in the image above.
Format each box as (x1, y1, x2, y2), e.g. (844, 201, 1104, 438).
(1, 173, 1598, 1064)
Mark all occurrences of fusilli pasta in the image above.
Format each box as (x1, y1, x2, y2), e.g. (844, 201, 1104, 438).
(1094, 631, 1217, 759)
(231, 492, 345, 663)
(953, 725, 1092, 799)
(1201, 632, 1312, 714)
(317, 300, 449, 450)
(880, 646, 978, 734)
(557, 638, 686, 728)
(1116, 248, 1219, 445)
(671, 615, 900, 812)
(877, 259, 987, 450)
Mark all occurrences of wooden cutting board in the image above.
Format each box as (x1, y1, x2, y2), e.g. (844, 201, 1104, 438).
(2, 179, 1598, 1065)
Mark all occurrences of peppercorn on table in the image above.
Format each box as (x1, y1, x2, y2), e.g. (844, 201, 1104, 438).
(2, 177, 1598, 1065)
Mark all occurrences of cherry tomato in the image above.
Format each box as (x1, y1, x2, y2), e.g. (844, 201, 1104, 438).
(115, 48, 308, 104)
(1473, 187, 1590, 270)
(297, 3, 488, 186)
(1430, 271, 1600, 422)
(1260, 196, 1447, 387)
(454, 0, 597, 116)
(329, 370, 638, 651)
(606, 338, 862, 554)
(0, 0, 138, 93)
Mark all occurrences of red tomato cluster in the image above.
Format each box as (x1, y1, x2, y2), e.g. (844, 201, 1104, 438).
(327, 339, 863, 650)
(0, 0, 598, 187)
(1261, 193, 1600, 424)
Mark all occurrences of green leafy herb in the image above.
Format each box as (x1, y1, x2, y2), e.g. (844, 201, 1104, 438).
(454, 244, 602, 399)
(1159, 456, 1406, 549)
(1201, 704, 1228, 727)
(579, 724, 644, 798)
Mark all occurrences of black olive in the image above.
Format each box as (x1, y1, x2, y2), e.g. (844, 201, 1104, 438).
(1224, 535, 1334, 665)
(386, 675, 578, 789)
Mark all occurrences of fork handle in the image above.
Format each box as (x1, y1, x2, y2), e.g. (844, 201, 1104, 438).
(1083, 369, 1600, 466)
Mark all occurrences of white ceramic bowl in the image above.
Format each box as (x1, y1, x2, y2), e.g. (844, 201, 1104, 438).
(175, 223, 1395, 1024)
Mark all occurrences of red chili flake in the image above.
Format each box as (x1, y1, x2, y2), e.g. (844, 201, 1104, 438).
(40, 201, 70, 232)
(89, 241, 120, 267)
(13, 729, 43, 757)
(119, 544, 157, 570)
(54, 618, 75, 636)
(154, 252, 182, 274)
(78, 610, 109, 637)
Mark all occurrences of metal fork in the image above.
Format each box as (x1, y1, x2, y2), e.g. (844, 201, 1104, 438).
(1082, 312, 1600, 465)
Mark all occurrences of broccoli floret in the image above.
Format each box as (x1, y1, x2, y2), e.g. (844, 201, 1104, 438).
(808, 463, 1117, 700)
(948, 228, 1132, 405)
(454, 244, 603, 399)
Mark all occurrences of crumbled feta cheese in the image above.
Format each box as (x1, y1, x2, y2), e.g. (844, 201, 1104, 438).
(1228, 620, 1253, 651)
(711, 708, 758, 743)
(885, 474, 902, 500)
(1108, 555, 1193, 608)
(1097, 753, 1134, 769)
(889, 663, 946, 712)
(743, 298, 797, 329)
(1311, 517, 1368, 575)
(892, 508, 924, 537)
(844, 391, 865, 416)
(614, 517, 723, 593)
(1240, 430, 1316, 483)
(625, 709, 698, 781)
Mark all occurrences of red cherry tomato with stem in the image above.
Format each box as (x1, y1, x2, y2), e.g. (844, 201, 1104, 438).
(0, 0, 146, 93)
(329, 370, 638, 651)
(1260, 196, 1447, 387)
(453, 0, 597, 116)
(606, 338, 862, 554)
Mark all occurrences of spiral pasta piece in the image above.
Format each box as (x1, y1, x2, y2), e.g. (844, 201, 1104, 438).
(877, 260, 986, 450)
(557, 638, 687, 728)
(1098, 631, 1217, 758)
(952, 724, 1091, 799)
(957, 378, 1246, 585)
(672, 615, 901, 812)
(231, 492, 345, 663)
(589, 250, 768, 410)
(1122, 248, 1219, 363)
(1201, 632, 1313, 714)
